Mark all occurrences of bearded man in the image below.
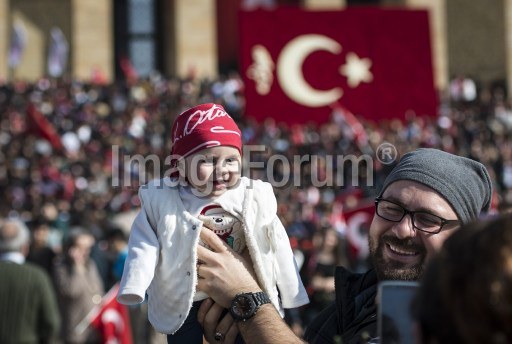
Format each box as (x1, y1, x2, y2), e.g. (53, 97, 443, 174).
(194, 148, 492, 344)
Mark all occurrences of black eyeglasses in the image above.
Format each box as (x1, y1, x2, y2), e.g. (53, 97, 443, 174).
(374, 197, 459, 234)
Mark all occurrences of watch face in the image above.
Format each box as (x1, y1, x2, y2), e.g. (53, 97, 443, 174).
(232, 294, 257, 318)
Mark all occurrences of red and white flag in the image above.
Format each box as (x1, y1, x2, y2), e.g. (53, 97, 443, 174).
(8, 22, 27, 68)
(240, 7, 437, 124)
(76, 284, 133, 344)
(331, 103, 368, 149)
(26, 103, 63, 151)
(342, 198, 375, 262)
(47, 27, 69, 77)
(120, 56, 138, 84)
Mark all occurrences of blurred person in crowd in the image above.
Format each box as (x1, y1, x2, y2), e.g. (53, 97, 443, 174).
(53, 227, 104, 344)
(304, 226, 347, 325)
(26, 218, 57, 276)
(89, 227, 116, 291)
(415, 214, 512, 343)
(195, 148, 492, 344)
(0, 217, 61, 343)
(117, 103, 308, 343)
(105, 226, 129, 283)
(449, 74, 477, 103)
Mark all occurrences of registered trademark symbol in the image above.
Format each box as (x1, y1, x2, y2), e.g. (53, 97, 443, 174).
(376, 143, 398, 165)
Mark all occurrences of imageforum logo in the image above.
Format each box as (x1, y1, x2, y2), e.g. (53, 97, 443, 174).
(111, 143, 398, 190)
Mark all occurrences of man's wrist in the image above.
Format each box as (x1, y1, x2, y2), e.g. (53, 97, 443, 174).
(229, 291, 271, 322)
(235, 302, 274, 328)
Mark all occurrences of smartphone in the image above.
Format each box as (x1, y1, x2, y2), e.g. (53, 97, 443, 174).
(377, 281, 419, 344)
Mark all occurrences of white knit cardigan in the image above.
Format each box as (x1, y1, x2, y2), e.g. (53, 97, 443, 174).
(117, 177, 309, 334)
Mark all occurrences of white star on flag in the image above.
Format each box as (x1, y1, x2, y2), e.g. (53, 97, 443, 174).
(340, 52, 373, 88)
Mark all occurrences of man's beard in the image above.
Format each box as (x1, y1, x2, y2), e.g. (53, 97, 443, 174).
(369, 234, 426, 281)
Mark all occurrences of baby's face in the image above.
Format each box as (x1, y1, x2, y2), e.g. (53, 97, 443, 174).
(182, 146, 242, 197)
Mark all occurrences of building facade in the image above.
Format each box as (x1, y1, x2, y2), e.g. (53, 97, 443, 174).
(1, 0, 511, 96)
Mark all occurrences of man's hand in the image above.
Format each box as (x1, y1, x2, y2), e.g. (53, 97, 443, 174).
(198, 298, 238, 344)
(196, 228, 303, 344)
(196, 227, 260, 308)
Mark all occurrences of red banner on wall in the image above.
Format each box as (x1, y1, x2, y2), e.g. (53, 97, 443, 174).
(239, 7, 437, 124)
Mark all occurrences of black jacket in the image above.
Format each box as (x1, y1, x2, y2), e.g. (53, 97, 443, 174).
(304, 267, 378, 344)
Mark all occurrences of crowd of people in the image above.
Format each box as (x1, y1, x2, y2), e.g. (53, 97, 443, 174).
(0, 72, 511, 342)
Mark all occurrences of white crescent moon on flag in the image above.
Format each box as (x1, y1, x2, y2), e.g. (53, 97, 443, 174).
(102, 309, 124, 330)
(346, 212, 370, 259)
(277, 34, 343, 107)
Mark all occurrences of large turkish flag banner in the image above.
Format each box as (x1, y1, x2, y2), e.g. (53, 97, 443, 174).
(239, 7, 437, 124)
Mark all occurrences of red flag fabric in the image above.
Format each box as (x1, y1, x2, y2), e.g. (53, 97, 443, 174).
(331, 103, 368, 148)
(26, 103, 63, 151)
(77, 284, 133, 344)
(239, 7, 437, 124)
(120, 56, 138, 84)
(343, 200, 374, 263)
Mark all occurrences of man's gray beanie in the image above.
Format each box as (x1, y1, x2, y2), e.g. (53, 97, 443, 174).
(378, 148, 492, 224)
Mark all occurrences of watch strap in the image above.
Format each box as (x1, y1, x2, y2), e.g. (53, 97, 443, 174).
(252, 291, 271, 309)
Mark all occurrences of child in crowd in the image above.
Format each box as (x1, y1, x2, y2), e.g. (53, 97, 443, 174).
(117, 103, 309, 343)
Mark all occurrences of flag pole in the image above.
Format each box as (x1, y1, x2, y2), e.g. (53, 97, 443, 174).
(75, 283, 120, 335)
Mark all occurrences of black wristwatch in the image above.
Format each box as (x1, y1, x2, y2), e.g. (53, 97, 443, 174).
(229, 291, 271, 322)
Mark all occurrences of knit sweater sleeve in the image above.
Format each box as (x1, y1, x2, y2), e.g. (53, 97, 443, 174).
(117, 208, 160, 304)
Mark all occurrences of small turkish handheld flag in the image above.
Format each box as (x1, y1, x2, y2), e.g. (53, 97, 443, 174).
(76, 283, 133, 344)
(343, 199, 375, 263)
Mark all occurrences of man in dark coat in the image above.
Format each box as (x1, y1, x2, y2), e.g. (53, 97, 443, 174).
(0, 217, 61, 343)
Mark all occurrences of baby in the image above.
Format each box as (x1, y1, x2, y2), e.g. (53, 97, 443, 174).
(117, 103, 309, 343)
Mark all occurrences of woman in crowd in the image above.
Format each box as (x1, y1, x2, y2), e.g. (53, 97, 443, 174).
(53, 227, 104, 343)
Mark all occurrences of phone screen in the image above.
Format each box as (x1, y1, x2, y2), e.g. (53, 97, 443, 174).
(378, 281, 419, 344)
